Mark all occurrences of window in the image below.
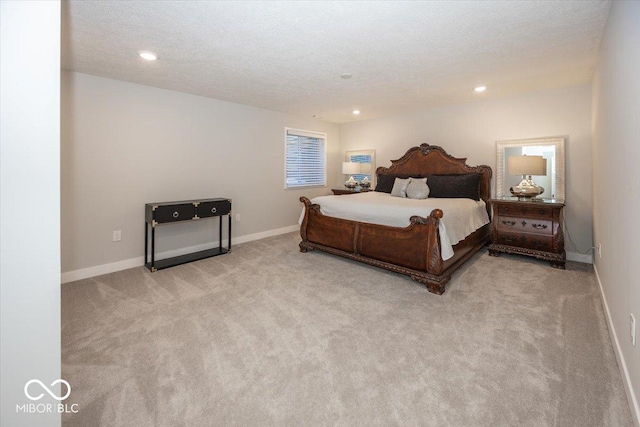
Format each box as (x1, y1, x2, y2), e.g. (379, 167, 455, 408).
(285, 128, 326, 189)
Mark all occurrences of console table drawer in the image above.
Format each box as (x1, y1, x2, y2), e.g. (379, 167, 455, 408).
(154, 203, 196, 223)
(497, 216, 553, 235)
(197, 200, 231, 218)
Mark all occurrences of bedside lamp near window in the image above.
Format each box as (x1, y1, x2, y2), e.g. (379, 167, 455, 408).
(508, 155, 547, 200)
(342, 162, 361, 189)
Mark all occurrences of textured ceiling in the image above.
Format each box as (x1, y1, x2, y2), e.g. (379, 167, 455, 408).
(62, 1, 611, 123)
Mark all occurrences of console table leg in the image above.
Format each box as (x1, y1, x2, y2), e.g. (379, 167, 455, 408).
(219, 215, 222, 252)
(151, 226, 156, 271)
(144, 222, 148, 265)
(228, 214, 232, 251)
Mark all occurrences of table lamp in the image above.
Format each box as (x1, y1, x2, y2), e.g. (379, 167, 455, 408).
(342, 162, 361, 189)
(508, 155, 547, 199)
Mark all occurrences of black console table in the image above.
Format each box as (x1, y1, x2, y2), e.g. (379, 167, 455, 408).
(144, 198, 231, 272)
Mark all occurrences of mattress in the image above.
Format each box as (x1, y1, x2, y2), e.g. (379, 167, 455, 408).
(300, 191, 490, 261)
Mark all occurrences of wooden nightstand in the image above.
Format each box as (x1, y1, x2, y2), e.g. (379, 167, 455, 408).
(488, 198, 566, 269)
(331, 188, 372, 195)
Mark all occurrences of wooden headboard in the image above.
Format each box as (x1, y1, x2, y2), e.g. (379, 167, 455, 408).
(376, 143, 492, 203)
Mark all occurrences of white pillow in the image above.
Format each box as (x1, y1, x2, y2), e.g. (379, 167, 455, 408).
(406, 177, 430, 199)
(391, 177, 411, 198)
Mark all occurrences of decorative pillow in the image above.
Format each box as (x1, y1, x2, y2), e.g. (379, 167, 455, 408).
(390, 177, 412, 198)
(406, 177, 430, 199)
(374, 174, 396, 193)
(426, 173, 481, 201)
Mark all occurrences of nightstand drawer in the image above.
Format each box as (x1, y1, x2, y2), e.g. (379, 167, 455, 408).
(497, 216, 553, 235)
(497, 231, 553, 252)
(497, 204, 553, 219)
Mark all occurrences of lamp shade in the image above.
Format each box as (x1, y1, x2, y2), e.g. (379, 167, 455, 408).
(508, 155, 547, 176)
(342, 162, 361, 175)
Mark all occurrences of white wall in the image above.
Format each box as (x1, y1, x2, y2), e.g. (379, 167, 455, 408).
(339, 84, 593, 262)
(592, 1, 640, 423)
(1, 2, 62, 426)
(61, 71, 339, 276)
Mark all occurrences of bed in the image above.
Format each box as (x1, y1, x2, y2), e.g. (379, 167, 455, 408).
(298, 143, 492, 295)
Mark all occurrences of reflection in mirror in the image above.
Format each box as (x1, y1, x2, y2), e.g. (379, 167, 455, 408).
(345, 149, 376, 186)
(496, 137, 565, 200)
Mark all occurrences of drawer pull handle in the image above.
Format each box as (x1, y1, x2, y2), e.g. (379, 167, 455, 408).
(172, 211, 179, 218)
(532, 223, 548, 229)
(502, 220, 515, 226)
(503, 236, 515, 243)
(211, 207, 217, 213)
(539, 210, 546, 215)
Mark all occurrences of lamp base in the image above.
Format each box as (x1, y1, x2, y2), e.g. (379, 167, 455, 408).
(344, 176, 358, 189)
(510, 176, 544, 200)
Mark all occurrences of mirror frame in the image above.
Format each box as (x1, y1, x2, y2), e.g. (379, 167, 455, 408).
(495, 137, 565, 200)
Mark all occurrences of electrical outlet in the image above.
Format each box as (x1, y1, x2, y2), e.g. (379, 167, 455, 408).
(235, 214, 241, 222)
(598, 243, 602, 258)
(631, 314, 636, 347)
(112, 230, 121, 242)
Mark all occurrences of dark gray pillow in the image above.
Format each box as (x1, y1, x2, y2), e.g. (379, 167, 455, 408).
(426, 174, 481, 201)
(374, 174, 396, 193)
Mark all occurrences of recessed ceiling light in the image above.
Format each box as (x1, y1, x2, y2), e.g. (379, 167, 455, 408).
(139, 51, 158, 61)
(352, 110, 361, 115)
(340, 73, 353, 79)
(474, 86, 487, 92)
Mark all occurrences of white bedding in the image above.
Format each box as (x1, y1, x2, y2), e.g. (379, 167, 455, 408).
(299, 192, 490, 261)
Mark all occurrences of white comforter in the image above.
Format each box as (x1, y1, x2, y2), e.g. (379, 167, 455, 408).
(299, 192, 489, 261)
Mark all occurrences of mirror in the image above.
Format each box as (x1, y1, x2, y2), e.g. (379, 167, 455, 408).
(345, 149, 376, 186)
(496, 137, 565, 200)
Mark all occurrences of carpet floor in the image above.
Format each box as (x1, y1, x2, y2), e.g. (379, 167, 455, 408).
(62, 232, 633, 426)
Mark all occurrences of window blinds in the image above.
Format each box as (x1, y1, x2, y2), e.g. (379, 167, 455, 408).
(285, 129, 326, 188)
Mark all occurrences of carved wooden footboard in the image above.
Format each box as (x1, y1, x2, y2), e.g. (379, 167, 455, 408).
(299, 143, 492, 295)
(299, 197, 490, 294)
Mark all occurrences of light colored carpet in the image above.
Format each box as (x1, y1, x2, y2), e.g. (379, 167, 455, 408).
(62, 232, 632, 426)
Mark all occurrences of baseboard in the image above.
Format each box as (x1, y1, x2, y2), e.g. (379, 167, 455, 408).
(594, 265, 640, 427)
(567, 251, 593, 264)
(61, 225, 299, 284)
(62, 229, 593, 283)
(232, 224, 298, 245)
